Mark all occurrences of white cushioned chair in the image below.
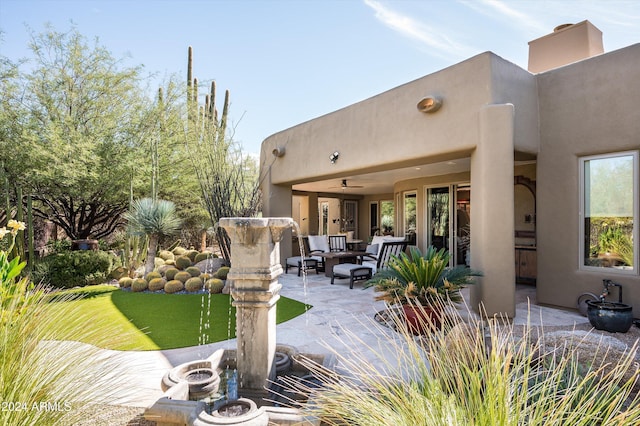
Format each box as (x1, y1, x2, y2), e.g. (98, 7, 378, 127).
(331, 240, 408, 289)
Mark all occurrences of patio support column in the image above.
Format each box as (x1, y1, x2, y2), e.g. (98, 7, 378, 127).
(470, 104, 516, 318)
(261, 167, 294, 262)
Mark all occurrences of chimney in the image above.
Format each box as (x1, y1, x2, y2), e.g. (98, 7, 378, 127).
(527, 20, 604, 73)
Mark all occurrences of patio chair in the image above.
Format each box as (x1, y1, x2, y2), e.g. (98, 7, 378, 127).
(285, 235, 329, 275)
(331, 240, 408, 289)
(328, 234, 347, 252)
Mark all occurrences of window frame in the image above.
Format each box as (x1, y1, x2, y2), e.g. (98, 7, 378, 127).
(578, 150, 639, 274)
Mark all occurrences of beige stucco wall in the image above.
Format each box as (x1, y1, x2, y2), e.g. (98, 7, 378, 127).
(260, 52, 537, 188)
(528, 21, 604, 73)
(536, 44, 640, 314)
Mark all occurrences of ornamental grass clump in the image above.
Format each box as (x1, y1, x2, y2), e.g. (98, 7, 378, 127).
(1, 220, 140, 425)
(280, 298, 640, 426)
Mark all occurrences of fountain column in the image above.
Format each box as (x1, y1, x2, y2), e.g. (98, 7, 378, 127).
(219, 217, 293, 393)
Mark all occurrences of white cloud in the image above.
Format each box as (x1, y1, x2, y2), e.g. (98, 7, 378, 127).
(461, 0, 548, 36)
(363, 0, 475, 60)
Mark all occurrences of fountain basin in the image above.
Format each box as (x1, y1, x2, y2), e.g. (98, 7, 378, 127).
(587, 301, 633, 333)
(146, 347, 335, 425)
(162, 359, 222, 401)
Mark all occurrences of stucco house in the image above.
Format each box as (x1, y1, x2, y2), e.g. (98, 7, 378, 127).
(259, 21, 639, 318)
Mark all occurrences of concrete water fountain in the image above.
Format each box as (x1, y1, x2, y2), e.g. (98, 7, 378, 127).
(144, 218, 333, 425)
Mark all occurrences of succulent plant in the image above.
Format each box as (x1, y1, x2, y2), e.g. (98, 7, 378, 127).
(164, 259, 176, 266)
(185, 277, 204, 292)
(194, 252, 213, 263)
(185, 250, 199, 262)
(157, 264, 173, 275)
(118, 277, 133, 288)
(164, 279, 184, 294)
(172, 246, 187, 256)
(175, 255, 192, 270)
(148, 277, 167, 292)
(131, 278, 148, 292)
(174, 271, 192, 283)
(214, 266, 230, 280)
(206, 278, 225, 294)
(145, 271, 162, 281)
(158, 250, 175, 261)
(154, 257, 165, 268)
(200, 273, 212, 281)
(185, 266, 201, 277)
(164, 267, 180, 281)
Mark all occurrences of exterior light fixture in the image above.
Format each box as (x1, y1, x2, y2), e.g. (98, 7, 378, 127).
(272, 146, 286, 157)
(417, 96, 442, 113)
(329, 151, 339, 163)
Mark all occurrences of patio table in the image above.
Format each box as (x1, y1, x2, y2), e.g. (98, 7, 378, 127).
(318, 251, 368, 278)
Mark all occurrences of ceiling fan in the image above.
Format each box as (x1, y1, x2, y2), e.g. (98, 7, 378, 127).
(330, 179, 364, 189)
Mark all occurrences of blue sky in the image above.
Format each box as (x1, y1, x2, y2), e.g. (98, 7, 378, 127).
(1, 0, 639, 155)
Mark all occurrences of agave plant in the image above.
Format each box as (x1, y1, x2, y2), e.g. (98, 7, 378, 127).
(124, 198, 182, 274)
(366, 246, 481, 306)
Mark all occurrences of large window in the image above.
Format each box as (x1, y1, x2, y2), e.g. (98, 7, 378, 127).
(580, 152, 638, 273)
(403, 191, 417, 244)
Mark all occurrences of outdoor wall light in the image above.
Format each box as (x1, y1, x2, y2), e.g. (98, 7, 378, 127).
(417, 96, 442, 113)
(272, 146, 286, 157)
(329, 151, 340, 163)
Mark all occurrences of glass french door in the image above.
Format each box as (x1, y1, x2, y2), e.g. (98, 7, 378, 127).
(425, 185, 470, 266)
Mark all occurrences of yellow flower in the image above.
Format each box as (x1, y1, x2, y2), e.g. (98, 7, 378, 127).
(7, 220, 26, 233)
(0, 227, 8, 239)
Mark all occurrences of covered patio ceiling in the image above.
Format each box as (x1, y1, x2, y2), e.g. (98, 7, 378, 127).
(292, 157, 472, 196)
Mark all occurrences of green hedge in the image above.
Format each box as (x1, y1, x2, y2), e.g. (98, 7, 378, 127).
(40, 250, 120, 288)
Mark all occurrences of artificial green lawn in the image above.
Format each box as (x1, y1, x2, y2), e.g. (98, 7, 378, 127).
(47, 285, 312, 351)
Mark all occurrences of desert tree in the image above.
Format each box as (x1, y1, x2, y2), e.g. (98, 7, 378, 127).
(2, 25, 153, 240)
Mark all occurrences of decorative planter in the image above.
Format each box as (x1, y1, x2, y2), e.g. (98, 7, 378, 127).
(586, 301, 633, 333)
(402, 304, 441, 335)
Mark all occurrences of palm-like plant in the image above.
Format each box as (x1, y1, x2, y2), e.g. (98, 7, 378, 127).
(124, 198, 182, 274)
(367, 246, 481, 306)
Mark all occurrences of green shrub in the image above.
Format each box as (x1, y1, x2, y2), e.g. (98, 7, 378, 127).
(175, 255, 192, 270)
(145, 271, 162, 281)
(185, 277, 204, 292)
(206, 278, 225, 294)
(118, 277, 133, 288)
(164, 279, 184, 294)
(174, 271, 192, 283)
(41, 250, 120, 288)
(185, 266, 201, 277)
(164, 267, 179, 281)
(185, 250, 199, 262)
(148, 277, 167, 292)
(214, 266, 230, 280)
(158, 250, 175, 261)
(131, 278, 148, 292)
(172, 246, 187, 256)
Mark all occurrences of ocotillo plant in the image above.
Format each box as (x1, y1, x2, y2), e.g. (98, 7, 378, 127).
(182, 46, 260, 262)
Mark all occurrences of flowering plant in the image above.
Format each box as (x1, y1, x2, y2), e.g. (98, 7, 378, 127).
(0, 220, 27, 283)
(0, 220, 29, 323)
